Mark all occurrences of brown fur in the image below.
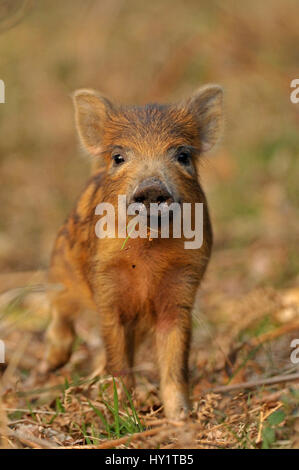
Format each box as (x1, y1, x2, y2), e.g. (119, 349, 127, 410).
(45, 85, 223, 419)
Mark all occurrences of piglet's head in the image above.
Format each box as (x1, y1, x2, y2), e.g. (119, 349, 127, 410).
(73, 85, 223, 212)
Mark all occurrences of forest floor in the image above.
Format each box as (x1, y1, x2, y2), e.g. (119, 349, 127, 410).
(0, 238, 299, 449)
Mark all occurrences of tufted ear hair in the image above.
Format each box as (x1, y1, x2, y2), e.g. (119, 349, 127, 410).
(72, 89, 114, 155)
(185, 84, 224, 153)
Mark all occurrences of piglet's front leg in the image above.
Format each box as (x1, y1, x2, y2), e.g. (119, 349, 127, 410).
(96, 297, 136, 393)
(155, 305, 191, 420)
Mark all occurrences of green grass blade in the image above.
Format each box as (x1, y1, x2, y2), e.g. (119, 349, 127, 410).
(88, 400, 111, 438)
(121, 379, 144, 431)
(113, 378, 120, 438)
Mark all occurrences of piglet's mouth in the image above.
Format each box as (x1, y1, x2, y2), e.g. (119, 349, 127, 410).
(125, 202, 182, 235)
(128, 201, 179, 220)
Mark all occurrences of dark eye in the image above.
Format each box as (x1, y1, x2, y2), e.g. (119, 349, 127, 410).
(113, 154, 125, 165)
(177, 151, 190, 166)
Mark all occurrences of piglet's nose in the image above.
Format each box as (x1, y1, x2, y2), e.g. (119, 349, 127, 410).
(132, 177, 174, 206)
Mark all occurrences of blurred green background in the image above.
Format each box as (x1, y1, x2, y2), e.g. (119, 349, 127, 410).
(0, 0, 298, 292)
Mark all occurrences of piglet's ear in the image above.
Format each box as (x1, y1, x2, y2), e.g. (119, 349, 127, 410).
(72, 89, 113, 155)
(186, 85, 223, 153)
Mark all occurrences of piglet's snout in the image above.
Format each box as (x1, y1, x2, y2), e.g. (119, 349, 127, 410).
(131, 177, 174, 211)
